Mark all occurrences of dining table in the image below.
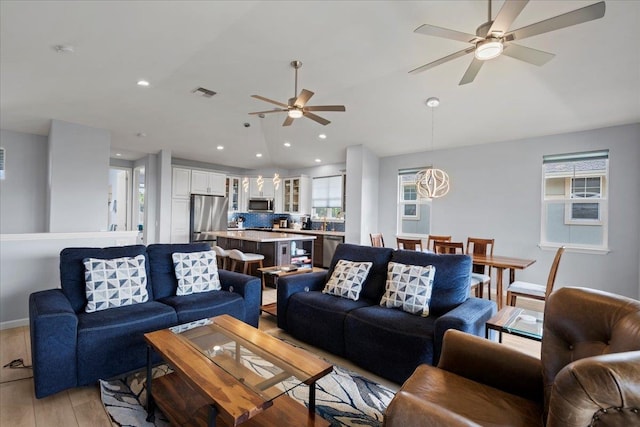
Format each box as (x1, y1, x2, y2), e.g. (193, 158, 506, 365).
(471, 254, 536, 310)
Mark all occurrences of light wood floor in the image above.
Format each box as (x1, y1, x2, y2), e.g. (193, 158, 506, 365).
(1, 291, 542, 427)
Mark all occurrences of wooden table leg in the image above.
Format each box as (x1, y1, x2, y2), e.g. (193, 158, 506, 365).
(495, 267, 505, 310)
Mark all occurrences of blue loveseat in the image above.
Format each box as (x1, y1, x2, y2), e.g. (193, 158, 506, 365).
(29, 243, 261, 398)
(277, 243, 497, 384)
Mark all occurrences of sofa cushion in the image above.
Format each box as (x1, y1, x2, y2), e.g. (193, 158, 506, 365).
(172, 250, 221, 295)
(286, 291, 370, 356)
(159, 290, 245, 324)
(380, 262, 435, 317)
(60, 245, 149, 313)
(76, 300, 176, 385)
(327, 244, 394, 303)
(323, 259, 372, 301)
(391, 251, 471, 316)
(147, 243, 212, 299)
(345, 305, 438, 384)
(83, 254, 149, 313)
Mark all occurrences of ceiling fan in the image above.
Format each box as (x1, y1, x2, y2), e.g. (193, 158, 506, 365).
(249, 60, 346, 126)
(409, 0, 606, 85)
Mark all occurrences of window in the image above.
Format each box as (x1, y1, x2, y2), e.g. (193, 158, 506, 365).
(541, 150, 608, 251)
(312, 175, 344, 219)
(397, 169, 431, 236)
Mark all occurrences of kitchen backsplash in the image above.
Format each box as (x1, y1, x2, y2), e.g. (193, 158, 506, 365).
(229, 212, 345, 232)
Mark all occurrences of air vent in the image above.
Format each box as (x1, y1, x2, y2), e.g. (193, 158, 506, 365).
(0, 147, 5, 180)
(192, 87, 217, 98)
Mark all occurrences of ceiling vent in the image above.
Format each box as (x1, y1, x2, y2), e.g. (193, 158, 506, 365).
(192, 87, 217, 98)
(0, 147, 5, 180)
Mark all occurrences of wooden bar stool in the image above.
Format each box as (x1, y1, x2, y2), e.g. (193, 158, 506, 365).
(228, 249, 265, 283)
(212, 245, 230, 270)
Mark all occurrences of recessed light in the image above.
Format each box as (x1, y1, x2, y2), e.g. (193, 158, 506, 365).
(283, 142, 291, 147)
(137, 80, 150, 87)
(318, 134, 327, 139)
(115, 153, 122, 157)
(256, 153, 263, 158)
(216, 145, 224, 150)
(315, 158, 322, 163)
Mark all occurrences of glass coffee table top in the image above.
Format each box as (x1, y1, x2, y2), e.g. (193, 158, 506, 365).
(170, 318, 306, 401)
(504, 308, 544, 340)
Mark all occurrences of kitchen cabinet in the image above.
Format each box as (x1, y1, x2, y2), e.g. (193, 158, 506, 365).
(191, 170, 226, 196)
(170, 198, 190, 243)
(283, 176, 310, 214)
(226, 176, 244, 213)
(249, 177, 275, 199)
(172, 167, 191, 199)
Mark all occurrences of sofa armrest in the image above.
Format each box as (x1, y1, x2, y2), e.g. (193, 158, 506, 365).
(276, 271, 328, 330)
(433, 297, 496, 364)
(218, 270, 262, 328)
(438, 329, 543, 402)
(29, 289, 79, 398)
(384, 391, 482, 427)
(547, 351, 640, 427)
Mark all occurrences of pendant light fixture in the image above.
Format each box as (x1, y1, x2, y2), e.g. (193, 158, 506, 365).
(273, 172, 281, 190)
(416, 97, 450, 199)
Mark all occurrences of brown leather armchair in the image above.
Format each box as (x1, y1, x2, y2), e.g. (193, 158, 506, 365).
(383, 287, 640, 427)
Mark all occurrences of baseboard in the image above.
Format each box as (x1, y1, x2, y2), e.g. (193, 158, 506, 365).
(1, 318, 28, 330)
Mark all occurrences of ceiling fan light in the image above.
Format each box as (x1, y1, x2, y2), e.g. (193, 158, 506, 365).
(475, 38, 503, 61)
(288, 109, 303, 119)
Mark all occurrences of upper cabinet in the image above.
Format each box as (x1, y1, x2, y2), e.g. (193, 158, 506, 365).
(172, 167, 191, 199)
(226, 176, 245, 212)
(283, 176, 311, 214)
(249, 177, 275, 199)
(191, 170, 226, 196)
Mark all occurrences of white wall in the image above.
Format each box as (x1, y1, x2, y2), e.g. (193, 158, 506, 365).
(378, 123, 640, 299)
(0, 130, 48, 233)
(345, 145, 380, 245)
(48, 120, 110, 232)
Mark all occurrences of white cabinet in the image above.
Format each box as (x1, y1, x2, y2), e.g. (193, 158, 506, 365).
(170, 198, 190, 243)
(249, 176, 275, 199)
(191, 170, 226, 196)
(226, 176, 244, 212)
(283, 176, 311, 214)
(172, 168, 191, 199)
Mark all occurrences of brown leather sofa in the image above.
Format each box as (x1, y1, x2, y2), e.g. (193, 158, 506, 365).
(383, 287, 640, 427)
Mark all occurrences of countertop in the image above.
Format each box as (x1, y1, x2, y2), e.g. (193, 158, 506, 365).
(203, 230, 316, 242)
(283, 229, 346, 238)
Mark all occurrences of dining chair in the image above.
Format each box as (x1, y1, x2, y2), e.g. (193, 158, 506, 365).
(370, 233, 385, 247)
(427, 235, 452, 251)
(435, 241, 485, 299)
(506, 246, 565, 306)
(396, 237, 423, 251)
(466, 237, 495, 300)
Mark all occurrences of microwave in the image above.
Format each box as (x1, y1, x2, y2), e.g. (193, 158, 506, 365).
(248, 198, 274, 212)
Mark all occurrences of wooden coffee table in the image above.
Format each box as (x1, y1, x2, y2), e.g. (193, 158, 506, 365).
(144, 315, 332, 426)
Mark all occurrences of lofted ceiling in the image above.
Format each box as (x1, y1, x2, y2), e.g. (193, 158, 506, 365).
(1, 1, 638, 171)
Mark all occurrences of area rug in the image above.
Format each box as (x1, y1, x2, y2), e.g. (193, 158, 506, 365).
(100, 359, 394, 427)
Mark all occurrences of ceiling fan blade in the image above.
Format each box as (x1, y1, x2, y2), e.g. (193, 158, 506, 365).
(502, 43, 555, 66)
(459, 57, 484, 85)
(409, 46, 475, 74)
(505, 1, 605, 42)
(282, 115, 295, 126)
(250, 95, 288, 109)
(303, 111, 330, 126)
(414, 24, 477, 43)
(248, 109, 287, 115)
(304, 105, 346, 112)
(294, 89, 314, 108)
(487, 0, 529, 36)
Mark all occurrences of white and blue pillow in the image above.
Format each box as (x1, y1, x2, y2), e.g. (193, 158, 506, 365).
(172, 250, 221, 296)
(323, 259, 373, 301)
(84, 254, 149, 313)
(380, 262, 435, 317)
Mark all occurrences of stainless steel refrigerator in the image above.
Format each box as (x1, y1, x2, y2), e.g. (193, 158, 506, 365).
(189, 194, 228, 244)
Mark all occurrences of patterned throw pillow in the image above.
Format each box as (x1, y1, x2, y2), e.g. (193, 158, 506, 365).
(84, 254, 149, 313)
(322, 259, 373, 301)
(172, 250, 221, 296)
(380, 262, 436, 317)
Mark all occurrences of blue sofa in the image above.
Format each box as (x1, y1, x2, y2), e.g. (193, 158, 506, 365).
(29, 243, 261, 398)
(277, 243, 497, 384)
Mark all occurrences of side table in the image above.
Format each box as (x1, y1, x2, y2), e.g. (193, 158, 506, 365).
(485, 306, 544, 343)
(258, 266, 325, 317)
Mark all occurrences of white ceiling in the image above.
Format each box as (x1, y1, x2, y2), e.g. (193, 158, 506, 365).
(1, 1, 638, 170)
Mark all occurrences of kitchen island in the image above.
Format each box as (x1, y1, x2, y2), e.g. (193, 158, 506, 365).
(205, 230, 316, 273)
